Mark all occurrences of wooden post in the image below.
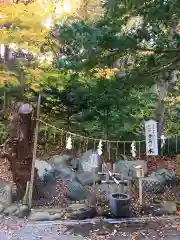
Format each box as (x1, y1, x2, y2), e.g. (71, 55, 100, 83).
(127, 178, 131, 195)
(139, 178, 143, 205)
(28, 94, 41, 208)
(106, 166, 110, 197)
(92, 168, 97, 205)
(3, 91, 6, 110)
(120, 173, 124, 193)
(92, 168, 96, 193)
(89, 153, 99, 206)
(135, 165, 144, 206)
(23, 181, 30, 205)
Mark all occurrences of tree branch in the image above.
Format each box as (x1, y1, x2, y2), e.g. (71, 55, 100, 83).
(151, 57, 180, 75)
(137, 48, 180, 54)
(46, 36, 59, 60)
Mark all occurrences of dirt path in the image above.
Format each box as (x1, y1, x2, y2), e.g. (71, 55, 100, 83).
(1, 215, 179, 240)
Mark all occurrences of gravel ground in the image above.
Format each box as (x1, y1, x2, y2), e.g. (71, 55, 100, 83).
(0, 215, 179, 240)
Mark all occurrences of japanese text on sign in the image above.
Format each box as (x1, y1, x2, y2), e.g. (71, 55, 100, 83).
(145, 119, 158, 156)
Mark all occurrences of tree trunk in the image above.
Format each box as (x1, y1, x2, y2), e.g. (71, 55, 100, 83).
(155, 80, 169, 138)
(0, 102, 40, 200)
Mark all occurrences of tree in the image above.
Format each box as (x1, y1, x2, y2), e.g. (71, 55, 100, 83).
(0, 0, 53, 52)
(0, 1, 179, 199)
(164, 80, 180, 135)
(0, 102, 42, 200)
(0, 0, 105, 200)
(0, 0, 51, 198)
(53, 0, 180, 137)
(63, 0, 104, 21)
(0, 0, 52, 111)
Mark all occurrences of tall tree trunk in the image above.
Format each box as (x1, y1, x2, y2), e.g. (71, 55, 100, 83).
(153, 21, 178, 138)
(156, 80, 169, 137)
(0, 102, 40, 200)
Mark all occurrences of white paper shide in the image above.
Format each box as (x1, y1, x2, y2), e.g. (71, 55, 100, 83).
(145, 119, 158, 156)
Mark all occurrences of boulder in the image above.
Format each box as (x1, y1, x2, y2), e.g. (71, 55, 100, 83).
(158, 201, 176, 215)
(49, 212, 65, 220)
(39, 166, 78, 205)
(40, 177, 69, 206)
(78, 150, 102, 174)
(35, 159, 52, 180)
(29, 212, 64, 221)
(71, 157, 81, 170)
(67, 203, 97, 220)
(53, 167, 76, 181)
(28, 211, 51, 221)
(166, 173, 176, 186)
(3, 204, 18, 215)
(143, 169, 175, 193)
(76, 171, 101, 186)
(66, 181, 88, 201)
(142, 176, 165, 193)
(14, 205, 30, 218)
(0, 180, 13, 206)
(114, 160, 147, 179)
(0, 202, 6, 213)
(42, 163, 77, 186)
(42, 169, 55, 185)
(48, 154, 72, 166)
(36, 153, 102, 204)
(143, 201, 176, 216)
(43, 166, 77, 186)
(142, 168, 175, 193)
(153, 169, 176, 187)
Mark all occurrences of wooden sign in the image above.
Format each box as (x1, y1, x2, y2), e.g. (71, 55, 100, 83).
(145, 119, 158, 156)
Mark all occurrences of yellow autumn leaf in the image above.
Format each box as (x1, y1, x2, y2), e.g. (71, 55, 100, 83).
(0, 0, 53, 48)
(0, 75, 18, 85)
(30, 83, 41, 92)
(94, 68, 119, 78)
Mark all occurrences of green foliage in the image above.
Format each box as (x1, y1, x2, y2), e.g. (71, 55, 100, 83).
(165, 81, 180, 135)
(55, 0, 180, 83)
(162, 136, 180, 155)
(39, 71, 157, 140)
(51, 0, 180, 141)
(1, 0, 180, 154)
(0, 121, 8, 144)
